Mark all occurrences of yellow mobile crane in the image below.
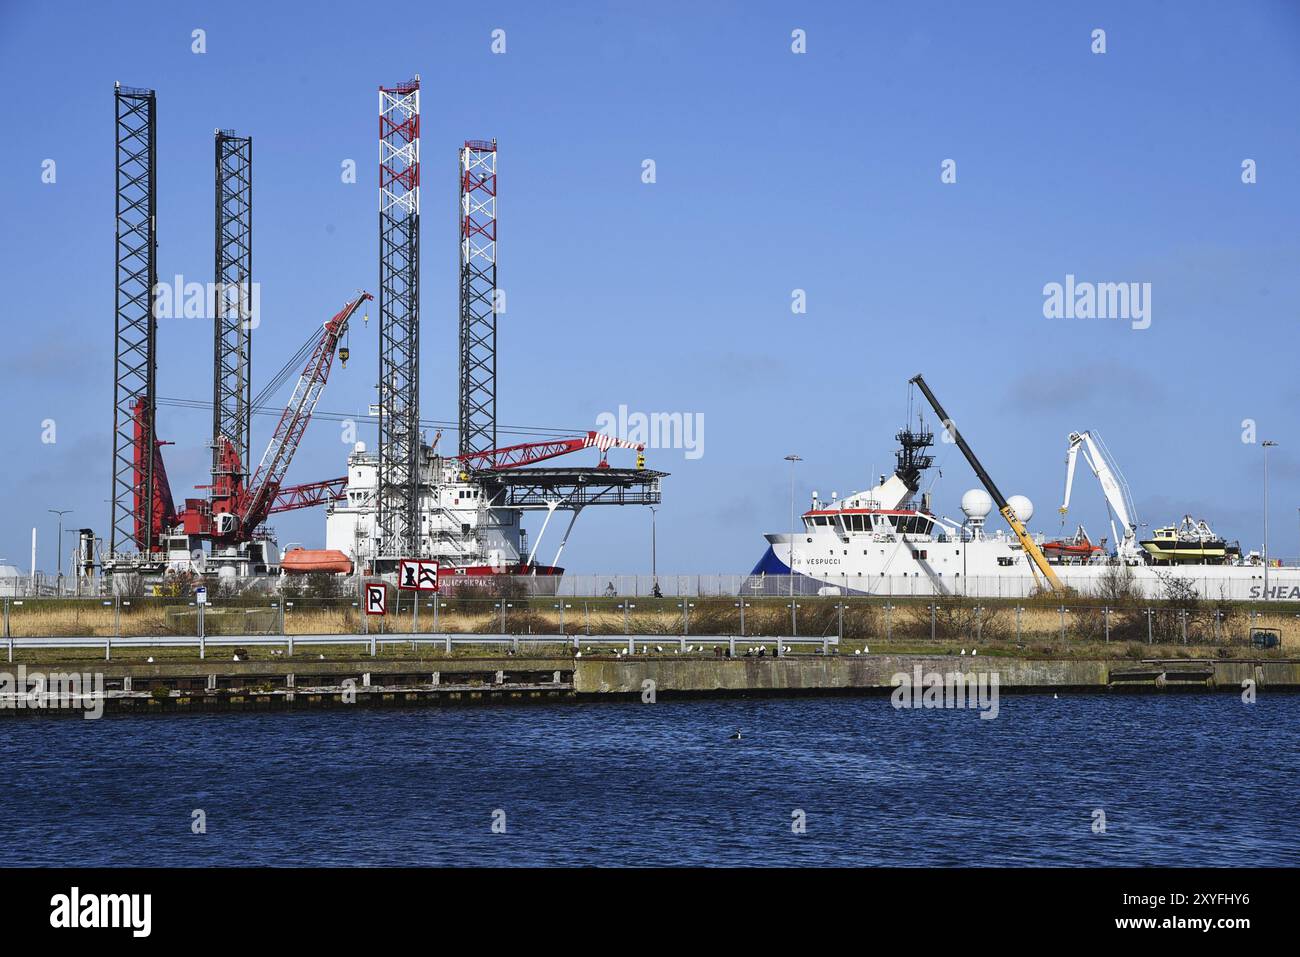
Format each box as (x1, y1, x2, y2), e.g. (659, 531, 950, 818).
(908, 374, 1065, 593)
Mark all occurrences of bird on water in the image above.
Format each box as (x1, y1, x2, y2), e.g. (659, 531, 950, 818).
(730, 730, 742, 740)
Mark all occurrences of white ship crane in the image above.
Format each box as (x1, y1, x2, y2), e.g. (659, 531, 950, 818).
(1060, 430, 1142, 563)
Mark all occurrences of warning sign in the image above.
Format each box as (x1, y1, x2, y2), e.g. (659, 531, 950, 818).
(364, 583, 387, 615)
(398, 559, 440, 592)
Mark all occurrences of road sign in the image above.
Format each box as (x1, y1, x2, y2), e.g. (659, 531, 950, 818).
(364, 583, 387, 616)
(398, 559, 440, 592)
(195, 586, 207, 606)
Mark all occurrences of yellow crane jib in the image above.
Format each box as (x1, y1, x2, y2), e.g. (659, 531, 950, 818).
(999, 504, 1064, 592)
(908, 373, 1065, 593)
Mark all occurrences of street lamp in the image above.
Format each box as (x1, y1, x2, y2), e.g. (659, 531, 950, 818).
(48, 508, 72, 594)
(649, 506, 658, 590)
(1263, 441, 1277, 598)
(784, 455, 802, 598)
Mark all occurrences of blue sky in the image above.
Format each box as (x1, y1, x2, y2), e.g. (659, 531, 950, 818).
(2, 0, 1299, 575)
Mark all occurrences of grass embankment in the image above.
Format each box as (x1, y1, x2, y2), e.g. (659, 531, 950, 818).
(3, 595, 1295, 665)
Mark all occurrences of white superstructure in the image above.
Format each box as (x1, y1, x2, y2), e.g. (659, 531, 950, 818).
(749, 426, 1300, 602)
(325, 441, 535, 579)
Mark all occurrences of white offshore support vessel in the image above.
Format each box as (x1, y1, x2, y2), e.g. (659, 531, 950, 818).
(747, 415, 1300, 603)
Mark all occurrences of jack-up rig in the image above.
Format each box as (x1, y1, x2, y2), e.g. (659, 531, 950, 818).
(101, 80, 664, 592)
(311, 81, 664, 592)
(105, 86, 367, 581)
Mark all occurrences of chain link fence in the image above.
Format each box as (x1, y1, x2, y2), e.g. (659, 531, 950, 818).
(3, 592, 1295, 652)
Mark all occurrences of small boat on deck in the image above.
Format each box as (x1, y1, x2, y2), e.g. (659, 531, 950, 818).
(281, 548, 354, 575)
(1042, 525, 1104, 565)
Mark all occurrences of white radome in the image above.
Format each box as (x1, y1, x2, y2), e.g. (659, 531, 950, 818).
(1007, 494, 1034, 524)
(960, 488, 993, 519)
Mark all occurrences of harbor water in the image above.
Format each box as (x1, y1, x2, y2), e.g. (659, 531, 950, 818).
(1, 693, 1296, 866)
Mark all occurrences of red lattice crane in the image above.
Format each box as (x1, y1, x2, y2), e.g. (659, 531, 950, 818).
(456, 431, 643, 471)
(176, 292, 371, 544)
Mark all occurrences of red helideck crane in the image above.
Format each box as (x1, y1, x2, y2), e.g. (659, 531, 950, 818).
(300, 431, 646, 502)
(455, 431, 644, 471)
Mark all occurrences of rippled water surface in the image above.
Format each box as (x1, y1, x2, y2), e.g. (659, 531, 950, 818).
(2, 693, 1296, 866)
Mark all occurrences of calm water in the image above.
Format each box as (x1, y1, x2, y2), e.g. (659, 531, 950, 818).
(1, 693, 1296, 866)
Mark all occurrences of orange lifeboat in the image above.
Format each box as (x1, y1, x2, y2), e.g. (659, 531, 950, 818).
(281, 548, 353, 575)
(1042, 525, 1103, 565)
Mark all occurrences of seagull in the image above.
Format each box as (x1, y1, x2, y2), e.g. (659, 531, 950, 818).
(575, 651, 582, 658)
(971, 649, 977, 657)
(319, 654, 325, 660)
(863, 645, 868, 654)
(232, 654, 241, 662)
(656, 645, 663, 653)
(146, 656, 154, 663)
(854, 649, 861, 655)
(1053, 693, 1059, 700)
(960, 649, 966, 656)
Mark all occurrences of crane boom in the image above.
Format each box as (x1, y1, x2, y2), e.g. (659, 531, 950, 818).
(457, 431, 644, 471)
(269, 476, 349, 514)
(1061, 430, 1140, 561)
(238, 292, 372, 537)
(908, 374, 1064, 592)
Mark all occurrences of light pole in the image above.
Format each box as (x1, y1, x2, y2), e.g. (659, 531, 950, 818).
(48, 509, 72, 595)
(649, 506, 658, 590)
(1262, 441, 1277, 597)
(784, 455, 802, 598)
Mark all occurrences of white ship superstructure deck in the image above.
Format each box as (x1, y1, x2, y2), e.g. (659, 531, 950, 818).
(748, 426, 1300, 602)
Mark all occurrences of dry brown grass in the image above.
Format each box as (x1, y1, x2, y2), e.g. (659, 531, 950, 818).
(5, 597, 1298, 650)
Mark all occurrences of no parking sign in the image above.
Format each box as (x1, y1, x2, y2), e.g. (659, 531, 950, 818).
(364, 583, 387, 616)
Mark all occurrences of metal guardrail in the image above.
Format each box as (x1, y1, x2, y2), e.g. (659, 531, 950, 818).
(4, 632, 838, 661)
